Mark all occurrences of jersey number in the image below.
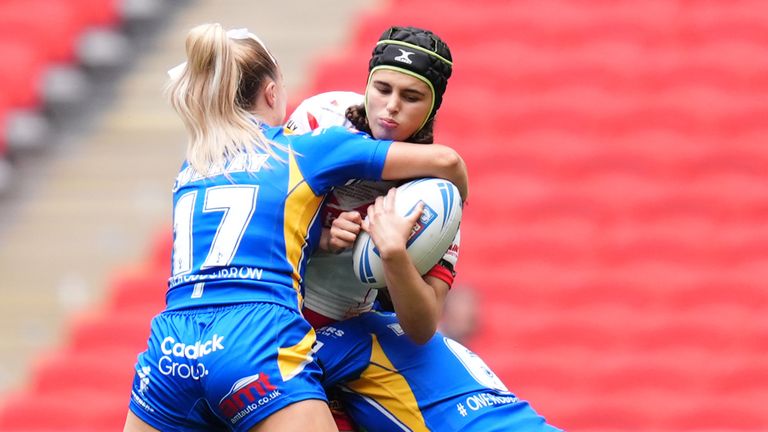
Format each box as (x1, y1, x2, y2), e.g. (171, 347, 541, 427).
(172, 185, 259, 276)
(444, 337, 509, 392)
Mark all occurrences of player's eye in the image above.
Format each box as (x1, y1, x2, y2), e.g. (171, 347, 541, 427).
(374, 83, 392, 94)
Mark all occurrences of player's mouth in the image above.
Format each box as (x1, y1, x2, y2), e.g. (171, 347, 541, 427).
(378, 117, 399, 129)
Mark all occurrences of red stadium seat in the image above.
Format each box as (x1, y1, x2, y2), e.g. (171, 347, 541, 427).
(66, 310, 152, 352)
(149, 228, 173, 269)
(70, 0, 120, 27)
(365, 0, 768, 47)
(29, 346, 138, 396)
(0, 0, 82, 63)
(306, 50, 368, 94)
(0, 41, 46, 107)
(106, 266, 168, 315)
(0, 389, 127, 431)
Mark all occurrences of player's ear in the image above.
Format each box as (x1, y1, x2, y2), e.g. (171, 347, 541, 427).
(264, 80, 278, 108)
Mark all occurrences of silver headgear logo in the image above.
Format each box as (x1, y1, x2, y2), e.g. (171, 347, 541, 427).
(394, 49, 415, 65)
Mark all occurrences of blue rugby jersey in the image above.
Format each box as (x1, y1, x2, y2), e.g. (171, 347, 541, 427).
(165, 125, 392, 311)
(315, 312, 562, 432)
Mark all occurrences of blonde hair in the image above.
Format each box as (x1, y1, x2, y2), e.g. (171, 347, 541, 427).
(167, 23, 284, 175)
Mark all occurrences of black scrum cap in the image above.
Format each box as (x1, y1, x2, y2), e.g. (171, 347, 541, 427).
(368, 26, 453, 130)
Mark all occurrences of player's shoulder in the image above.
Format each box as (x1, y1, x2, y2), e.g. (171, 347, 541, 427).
(302, 91, 364, 107)
(286, 91, 364, 134)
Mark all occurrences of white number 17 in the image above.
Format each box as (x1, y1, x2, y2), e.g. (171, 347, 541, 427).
(172, 185, 259, 276)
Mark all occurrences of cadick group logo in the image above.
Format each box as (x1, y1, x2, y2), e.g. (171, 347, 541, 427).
(219, 373, 282, 424)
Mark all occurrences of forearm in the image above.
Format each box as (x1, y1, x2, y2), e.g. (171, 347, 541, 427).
(451, 154, 469, 202)
(380, 248, 440, 344)
(381, 143, 469, 201)
(423, 146, 468, 201)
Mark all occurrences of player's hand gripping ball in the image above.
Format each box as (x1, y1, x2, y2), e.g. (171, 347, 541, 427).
(352, 178, 462, 288)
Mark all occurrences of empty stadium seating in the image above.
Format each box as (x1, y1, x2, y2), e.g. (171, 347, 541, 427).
(0, 41, 46, 108)
(0, 266, 166, 430)
(0, 1, 81, 63)
(0, 1, 165, 428)
(0, 0, 145, 188)
(428, 1, 766, 429)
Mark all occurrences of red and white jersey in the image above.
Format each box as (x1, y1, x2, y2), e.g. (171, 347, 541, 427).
(287, 91, 461, 323)
(286, 91, 361, 134)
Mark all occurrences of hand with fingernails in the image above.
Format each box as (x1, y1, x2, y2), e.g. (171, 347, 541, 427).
(326, 211, 363, 253)
(363, 188, 424, 260)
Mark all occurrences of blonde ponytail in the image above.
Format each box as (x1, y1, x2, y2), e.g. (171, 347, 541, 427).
(167, 23, 283, 175)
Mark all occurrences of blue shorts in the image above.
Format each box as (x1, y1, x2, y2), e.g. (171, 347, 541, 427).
(128, 302, 327, 431)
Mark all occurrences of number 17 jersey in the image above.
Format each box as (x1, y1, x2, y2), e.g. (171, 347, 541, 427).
(165, 124, 392, 312)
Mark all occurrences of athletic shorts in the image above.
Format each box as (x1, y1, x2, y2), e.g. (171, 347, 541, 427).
(128, 302, 327, 431)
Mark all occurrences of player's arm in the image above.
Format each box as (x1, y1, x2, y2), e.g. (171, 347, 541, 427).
(385, 269, 449, 345)
(294, 128, 468, 204)
(363, 189, 448, 344)
(382, 142, 469, 202)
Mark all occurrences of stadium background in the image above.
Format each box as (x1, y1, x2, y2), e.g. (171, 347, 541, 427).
(0, 0, 766, 430)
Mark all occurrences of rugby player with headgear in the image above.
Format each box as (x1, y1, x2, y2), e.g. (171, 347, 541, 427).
(288, 26, 561, 431)
(123, 23, 470, 432)
(288, 25, 459, 344)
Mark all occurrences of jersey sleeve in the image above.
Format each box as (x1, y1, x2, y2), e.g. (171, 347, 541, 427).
(314, 321, 371, 389)
(425, 263, 455, 287)
(290, 126, 392, 195)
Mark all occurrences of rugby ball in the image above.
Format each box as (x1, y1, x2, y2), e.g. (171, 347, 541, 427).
(352, 178, 462, 289)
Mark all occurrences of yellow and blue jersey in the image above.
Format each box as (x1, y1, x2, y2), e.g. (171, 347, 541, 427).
(315, 312, 562, 431)
(165, 125, 392, 312)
